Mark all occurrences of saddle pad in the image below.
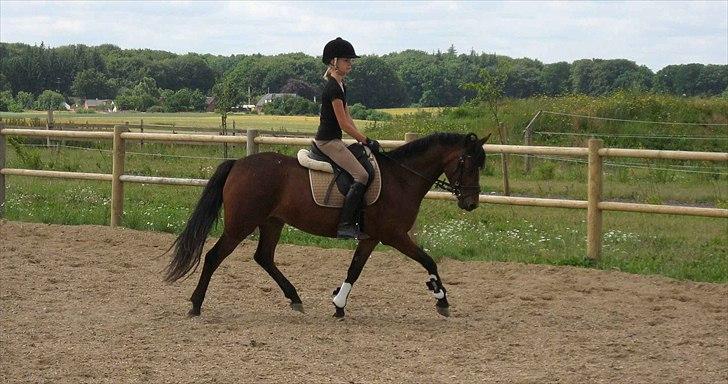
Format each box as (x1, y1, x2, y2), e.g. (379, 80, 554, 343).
(308, 158, 382, 208)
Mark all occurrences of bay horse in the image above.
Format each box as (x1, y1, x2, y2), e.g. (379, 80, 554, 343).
(164, 132, 489, 318)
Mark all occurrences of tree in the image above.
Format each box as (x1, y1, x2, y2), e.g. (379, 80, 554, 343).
(34, 90, 65, 110)
(571, 59, 655, 95)
(15, 91, 34, 109)
(71, 68, 113, 98)
(347, 55, 408, 108)
(261, 95, 318, 116)
(114, 77, 159, 111)
(462, 64, 511, 195)
(541, 62, 571, 96)
(212, 78, 241, 129)
(148, 54, 216, 92)
(0, 91, 16, 111)
(462, 65, 508, 122)
(280, 78, 316, 100)
(503, 64, 543, 98)
(161, 88, 206, 112)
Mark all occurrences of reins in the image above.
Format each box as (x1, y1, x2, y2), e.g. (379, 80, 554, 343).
(376, 150, 479, 198)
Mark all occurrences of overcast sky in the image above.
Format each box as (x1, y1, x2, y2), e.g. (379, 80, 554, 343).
(1, 0, 726, 71)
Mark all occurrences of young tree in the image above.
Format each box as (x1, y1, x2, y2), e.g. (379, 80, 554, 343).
(462, 63, 511, 195)
(462, 64, 508, 123)
(15, 91, 34, 109)
(34, 90, 65, 110)
(212, 78, 240, 129)
(0, 91, 16, 111)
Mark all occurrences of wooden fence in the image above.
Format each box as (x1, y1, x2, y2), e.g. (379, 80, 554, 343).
(1, 125, 726, 261)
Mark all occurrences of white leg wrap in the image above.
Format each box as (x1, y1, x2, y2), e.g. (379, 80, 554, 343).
(429, 274, 445, 299)
(333, 282, 352, 308)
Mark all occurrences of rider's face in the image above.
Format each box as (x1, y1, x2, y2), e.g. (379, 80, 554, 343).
(333, 57, 353, 76)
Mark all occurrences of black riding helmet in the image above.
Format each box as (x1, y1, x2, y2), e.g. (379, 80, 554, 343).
(322, 37, 360, 64)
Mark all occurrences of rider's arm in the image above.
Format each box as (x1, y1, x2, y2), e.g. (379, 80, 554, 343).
(332, 98, 367, 143)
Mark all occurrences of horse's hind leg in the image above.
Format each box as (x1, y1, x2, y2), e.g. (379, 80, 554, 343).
(254, 218, 304, 312)
(188, 231, 248, 317)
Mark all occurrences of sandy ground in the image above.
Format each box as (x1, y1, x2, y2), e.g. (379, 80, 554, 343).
(1, 220, 726, 384)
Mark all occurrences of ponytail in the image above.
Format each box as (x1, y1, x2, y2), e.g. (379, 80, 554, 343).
(322, 58, 338, 80)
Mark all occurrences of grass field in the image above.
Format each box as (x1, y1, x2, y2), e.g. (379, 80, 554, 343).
(2, 139, 725, 283)
(1, 95, 726, 282)
(0, 111, 372, 133)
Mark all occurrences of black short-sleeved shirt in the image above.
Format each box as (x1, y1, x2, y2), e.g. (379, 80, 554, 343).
(316, 77, 347, 140)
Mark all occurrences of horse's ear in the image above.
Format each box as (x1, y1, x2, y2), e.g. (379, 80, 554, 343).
(479, 133, 491, 146)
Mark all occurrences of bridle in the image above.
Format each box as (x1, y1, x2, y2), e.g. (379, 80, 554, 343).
(378, 150, 481, 199)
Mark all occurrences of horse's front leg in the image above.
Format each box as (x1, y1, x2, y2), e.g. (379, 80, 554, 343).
(331, 238, 379, 318)
(383, 234, 450, 317)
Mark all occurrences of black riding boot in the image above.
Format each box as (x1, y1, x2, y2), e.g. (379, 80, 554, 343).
(337, 182, 369, 239)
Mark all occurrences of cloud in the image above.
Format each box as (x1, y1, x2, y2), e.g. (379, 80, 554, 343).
(0, 0, 725, 71)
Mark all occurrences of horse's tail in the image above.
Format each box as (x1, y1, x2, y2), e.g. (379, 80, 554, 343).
(164, 160, 236, 283)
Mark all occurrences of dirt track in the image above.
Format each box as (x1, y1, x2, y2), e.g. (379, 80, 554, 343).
(1, 220, 726, 383)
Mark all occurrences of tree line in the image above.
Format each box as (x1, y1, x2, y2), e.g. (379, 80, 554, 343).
(1, 42, 726, 112)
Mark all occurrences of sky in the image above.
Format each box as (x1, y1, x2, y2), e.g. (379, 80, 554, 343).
(0, 0, 726, 71)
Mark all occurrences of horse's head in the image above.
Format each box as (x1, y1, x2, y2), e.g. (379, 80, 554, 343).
(443, 133, 490, 211)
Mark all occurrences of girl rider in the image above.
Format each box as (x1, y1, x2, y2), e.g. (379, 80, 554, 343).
(315, 37, 380, 240)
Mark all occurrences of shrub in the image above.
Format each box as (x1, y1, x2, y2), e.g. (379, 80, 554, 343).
(147, 105, 165, 113)
(262, 95, 318, 116)
(348, 103, 392, 121)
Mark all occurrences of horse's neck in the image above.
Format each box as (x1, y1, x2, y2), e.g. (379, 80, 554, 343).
(398, 146, 451, 194)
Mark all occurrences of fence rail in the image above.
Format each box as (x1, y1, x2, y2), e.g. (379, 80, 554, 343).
(1, 125, 726, 261)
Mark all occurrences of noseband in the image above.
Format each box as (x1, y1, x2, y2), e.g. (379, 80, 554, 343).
(434, 154, 481, 198)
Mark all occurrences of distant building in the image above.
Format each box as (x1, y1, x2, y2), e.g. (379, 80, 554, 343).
(255, 93, 296, 113)
(83, 99, 115, 112)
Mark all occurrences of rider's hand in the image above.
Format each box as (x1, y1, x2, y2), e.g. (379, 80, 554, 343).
(365, 138, 381, 153)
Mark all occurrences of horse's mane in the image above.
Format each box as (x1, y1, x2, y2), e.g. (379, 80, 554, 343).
(386, 132, 485, 167)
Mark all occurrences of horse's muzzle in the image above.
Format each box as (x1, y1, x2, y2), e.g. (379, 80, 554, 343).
(458, 197, 479, 211)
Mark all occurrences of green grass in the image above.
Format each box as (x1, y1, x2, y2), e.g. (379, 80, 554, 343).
(2, 140, 726, 283)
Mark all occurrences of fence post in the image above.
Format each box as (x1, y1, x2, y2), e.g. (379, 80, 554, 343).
(523, 110, 541, 174)
(0, 124, 5, 218)
(498, 122, 511, 196)
(46, 109, 53, 148)
(587, 139, 603, 261)
(405, 132, 419, 240)
(246, 129, 259, 156)
(222, 118, 229, 159)
(111, 125, 126, 227)
(140, 118, 144, 149)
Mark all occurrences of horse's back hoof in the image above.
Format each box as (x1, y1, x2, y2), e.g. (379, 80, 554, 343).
(333, 307, 345, 318)
(436, 306, 450, 317)
(187, 308, 201, 317)
(290, 302, 305, 313)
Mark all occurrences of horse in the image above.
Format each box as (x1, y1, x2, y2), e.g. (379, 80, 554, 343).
(164, 132, 490, 318)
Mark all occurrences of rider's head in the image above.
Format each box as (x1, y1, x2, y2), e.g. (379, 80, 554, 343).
(322, 37, 360, 79)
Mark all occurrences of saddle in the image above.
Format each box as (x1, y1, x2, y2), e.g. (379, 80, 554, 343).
(297, 142, 382, 208)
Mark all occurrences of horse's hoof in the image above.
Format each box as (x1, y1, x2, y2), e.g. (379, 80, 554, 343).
(333, 307, 345, 318)
(436, 306, 450, 317)
(187, 308, 201, 317)
(290, 302, 305, 313)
